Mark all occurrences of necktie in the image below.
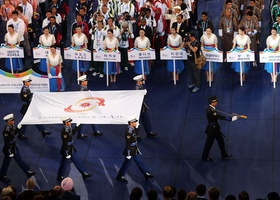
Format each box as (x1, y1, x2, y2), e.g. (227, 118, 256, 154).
(177, 24, 180, 33)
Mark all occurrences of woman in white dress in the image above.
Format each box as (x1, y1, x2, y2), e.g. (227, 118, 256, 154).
(231, 26, 251, 81)
(71, 25, 89, 76)
(47, 45, 65, 92)
(264, 27, 280, 82)
(4, 24, 23, 73)
(103, 28, 120, 83)
(166, 27, 184, 81)
(134, 28, 151, 79)
(38, 26, 56, 73)
(200, 26, 219, 82)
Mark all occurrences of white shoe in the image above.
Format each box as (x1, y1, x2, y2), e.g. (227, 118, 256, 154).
(192, 87, 200, 93)
(124, 67, 128, 71)
(92, 72, 97, 76)
(99, 74, 104, 78)
(130, 63, 135, 67)
(89, 67, 94, 71)
(253, 61, 257, 67)
(188, 84, 195, 89)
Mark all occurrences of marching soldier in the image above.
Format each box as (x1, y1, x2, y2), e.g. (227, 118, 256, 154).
(76, 75, 103, 139)
(0, 113, 36, 182)
(202, 96, 238, 161)
(133, 75, 157, 138)
(19, 75, 52, 140)
(116, 116, 155, 182)
(57, 116, 92, 182)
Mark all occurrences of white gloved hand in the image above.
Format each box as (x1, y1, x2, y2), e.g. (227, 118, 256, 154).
(17, 123, 22, 129)
(231, 115, 238, 121)
(58, 73, 62, 78)
(126, 156, 131, 159)
(136, 122, 140, 128)
(9, 154, 14, 158)
(48, 73, 53, 78)
(76, 123, 80, 127)
(66, 155, 71, 159)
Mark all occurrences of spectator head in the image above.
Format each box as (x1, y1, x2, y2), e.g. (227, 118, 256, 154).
(226, 195, 236, 200)
(61, 177, 74, 191)
(245, 6, 253, 11)
(145, 8, 151, 17)
(101, 5, 108, 14)
(1, 187, 13, 198)
(15, 6, 23, 14)
(239, 26, 245, 33)
(26, 178, 36, 190)
(46, 10, 52, 18)
(147, 189, 158, 200)
(239, 191, 249, 200)
(51, 6, 58, 15)
(176, 14, 183, 23)
(246, 11, 253, 20)
(186, 191, 198, 200)
(12, 10, 19, 19)
(108, 17, 114, 25)
(249, 0, 255, 6)
(79, 7, 86, 16)
(75, 25, 82, 33)
(49, 16, 56, 24)
(267, 192, 280, 200)
(225, 9, 231, 18)
(177, 189, 187, 200)
(130, 187, 143, 200)
(76, 14, 83, 22)
(201, 11, 208, 21)
(7, 24, 14, 33)
(208, 187, 220, 200)
(140, 18, 146, 27)
(97, 21, 104, 29)
(196, 184, 206, 196)
(163, 186, 175, 200)
(272, 27, 277, 35)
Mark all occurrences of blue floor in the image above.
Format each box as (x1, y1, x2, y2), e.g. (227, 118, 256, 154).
(0, 0, 277, 200)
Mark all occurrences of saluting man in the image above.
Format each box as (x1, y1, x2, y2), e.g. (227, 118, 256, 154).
(19, 75, 51, 140)
(57, 116, 92, 182)
(76, 75, 103, 139)
(0, 113, 36, 182)
(202, 96, 238, 162)
(133, 75, 157, 138)
(116, 116, 155, 183)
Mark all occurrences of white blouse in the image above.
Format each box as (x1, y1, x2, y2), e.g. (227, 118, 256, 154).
(103, 37, 119, 49)
(39, 34, 56, 47)
(4, 32, 20, 45)
(167, 34, 182, 47)
(47, 53, 62, 66)
(266, 35, 280, 49)
(200, 33, 218, 46)
(233, 34, 251, 47)
(72, 33, 88, 46)
(134, 36, 150, 48)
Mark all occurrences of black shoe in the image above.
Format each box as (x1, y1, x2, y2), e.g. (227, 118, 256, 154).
(136, 135, 142, 140)
(202, 156, 213, 162)
(116, 176, 128, 182)
(0, 176, 11, 182)
(42, 130, 52, 137)
(144, 172, 155, 179)
(18, 135, 28, 140)
(77, 134, 88, 139)
(82, 172, 92, 179)
(57, 176, 64, 182)
(27, 171, 36, 178)
(147, 132, 157, 138)
(93, 131, 103, 136)
(222, 154, 232, 160)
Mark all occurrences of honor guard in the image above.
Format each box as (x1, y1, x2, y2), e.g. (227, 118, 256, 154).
(133, 75, 157, 138)
(57, 116, 92, 182)
(0, 114, 36, 182)
(19, 75, 51, 140)
(116, 116, 155, 182)
(201, 96, 238, 161)
(76, 75, 103, 139)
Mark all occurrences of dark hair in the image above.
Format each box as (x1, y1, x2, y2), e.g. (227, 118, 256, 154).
(225, 0, 232, 4)
(177, 189, 187, 200)
(50, 44, 56, 49)
(107, 28, 113, 33)
(146, 8, 151, 13)
(147, 190, 158, 200)
(43, 26, 49, 31)
(163, 186, 175, 198)
(15, 6, 23, 13)
(206, 25, 213, 31)
(208, 187, 220, 200)
(249, 0, 255, 2)
(246, 11, 253, 16)
(76, 14, 82, 18)
(177, 14, 183, 19)
(79, 7, 86, 12)
(201, 11, 208, 16)
(226, 195, 237, 200)
(239, 191, 250, 200)
(7, 24, 14, 29)
(46, 9, 52, 14)
(267, 192, 280, 200)
(108, 17, 114, 21)
(139, 28, 146, 32)
(239, 26, 245, 32)
(49, 16, 56, 20)
(196, 184, 206, 196)
(130, 187, 142, 200)
(272, 27, 277, 31)
(246, 6, 253, 11)
(189, 32, 196, 38)
(76, 25, 82, 29)
(12, 10, 18, 15)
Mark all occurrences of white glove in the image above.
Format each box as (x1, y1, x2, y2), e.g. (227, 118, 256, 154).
(58, 73, 62, 78)
(126, 156, 131, 159)
(48, 73, 53, 78)
(253, 29, 258, 35)
(231, 116, 238, 121)
(9, 154, 14, 158)
(66, 155, 71, 159)
(17, 123, 22, 129)
(76, 123, 80, 127)
(136, 122, 140, 128)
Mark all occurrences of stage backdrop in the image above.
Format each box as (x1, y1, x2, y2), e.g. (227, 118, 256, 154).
(20, 90, 146, 125)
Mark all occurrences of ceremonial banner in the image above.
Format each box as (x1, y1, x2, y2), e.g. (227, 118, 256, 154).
(259, 49, 280, 63)
(128, 48, 156, 60)
(0, 45, 24, 58)
(20, 90, 146, 125)
(0, 69, 49, 93)
(160, 46, 187, 60)
(33, 46, 61, 59)
(202, 48, 223, 62)
(93, 49, 121, 62)
(64, 47, 91, 61)
(226, 49, 255, 62)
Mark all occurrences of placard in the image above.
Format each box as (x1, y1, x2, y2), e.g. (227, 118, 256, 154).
(259, 49, 280, 63)
(160, 47, 187, 60)
(93, 49, 121, 62)
(128, 48, 156, 60)
(0, 45, 24, 58)
(33, 46, 61, 59)
(202, 48, 223, 62)
(227, 49, 255, 62)
(64, 47, 91, 61)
